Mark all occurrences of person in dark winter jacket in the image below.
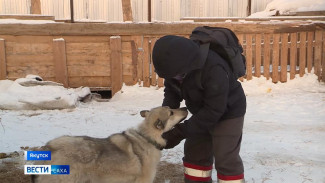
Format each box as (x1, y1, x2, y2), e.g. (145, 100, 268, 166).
(152, 35, 246, 183)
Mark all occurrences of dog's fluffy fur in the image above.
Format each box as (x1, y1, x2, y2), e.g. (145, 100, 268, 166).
(32, 106, 188, 183)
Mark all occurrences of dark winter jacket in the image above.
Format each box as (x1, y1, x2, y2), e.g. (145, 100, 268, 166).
(152, 35, 246, 135)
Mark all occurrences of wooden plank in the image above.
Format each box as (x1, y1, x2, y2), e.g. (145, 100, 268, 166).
(143, 37, 150, 87)
(0, 15, 54, 21)
(290, 33, 297, 80)
(68, 65, 110, 77)
(7, 65, 55, 79)
(322, 31, 325, 81)
(307, 32, 314, 73)
(237, 34, 245, 81)
(263, 34, 271, 79)
(0, 39, 7, 80)
(255, 34, 262, 77)
(314, 31, 322, 77)
(132, 36, 143, 83)
(6, 55, 54, 67)
(158, 77, 164, 87)
(272, 34, 280, 83)
(246, 34, 253, 80)
(0, 22, 319, 36)
(110, 36, 123, 96)
(69, 76, 111, 88)
(121, 0, 133, 22)
(30, 0, 41, 14)
(130, 40, 138, 85)
(150, 38, 157, 86)
(299, 32, 307, 77)
(53, 38, 69, 87)
(280, 33, 288, 82)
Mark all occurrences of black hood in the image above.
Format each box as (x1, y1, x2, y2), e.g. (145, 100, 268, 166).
(152, 35, 206, 79)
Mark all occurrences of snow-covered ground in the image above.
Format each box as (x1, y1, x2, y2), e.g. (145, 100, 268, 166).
(0, 73, 325, 182)
(249, 0, 325, 18)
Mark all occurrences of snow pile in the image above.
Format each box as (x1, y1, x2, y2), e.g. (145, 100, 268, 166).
(0, 75, 91, 110)
(249, 0, 325, 18)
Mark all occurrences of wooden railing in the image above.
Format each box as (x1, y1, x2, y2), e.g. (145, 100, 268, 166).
(0, 22, 324, 96)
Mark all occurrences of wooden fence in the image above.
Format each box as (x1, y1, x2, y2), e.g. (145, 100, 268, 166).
(0, 22, 324, 96)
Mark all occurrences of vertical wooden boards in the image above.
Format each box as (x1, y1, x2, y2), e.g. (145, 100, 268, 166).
(314, 31, 322, 78)
(299, 32, 307, 77)
(307, 32, 314, 73)
(237, 34, 245, 81)
(110, 36, 123, 96)
(290, 33, 297, 80)
(53, 38, 68, 87)
(272, 34, 280, 83)
(255, 34, 262, 77)
(246, 34, 253, 80)
(322, 31, 325, 81)
(280, 33, 288, 83)
(121, 0, 133, 22)
(150, 38, 157, 86)
(0, 39, 6, 80)
(263, 34, 271, 80)
(132, 36, 143, 83)
(130, 40, 138, 84)
(31, 0, 41, 14)
(143, 37, 150, 87)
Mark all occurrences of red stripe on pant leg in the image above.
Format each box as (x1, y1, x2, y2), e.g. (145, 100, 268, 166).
(183, 162, 213, 171)
(184, 173, 212, 182)
(217, 173, 244, 181)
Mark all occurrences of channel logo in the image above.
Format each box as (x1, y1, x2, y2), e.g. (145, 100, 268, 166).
(24, 151, 51, 161)
(51, 165, 70, 175)
(24, 165, 51, 175)
(24, 165, 70, 175)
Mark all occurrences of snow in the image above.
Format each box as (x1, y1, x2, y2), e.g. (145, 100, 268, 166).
(0, 72, 324, 182)
(0, 75, 91, 110)
(249, 0, 325, 18)
(0, 19, 57, 24)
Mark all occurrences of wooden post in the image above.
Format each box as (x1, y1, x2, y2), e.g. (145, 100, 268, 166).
(307, 32, 313, 73)
(110, 36, 123, 96)
(131, 41, 138, 84)
(290, 33, 297, 80)
(70, 0, 74, 23)
(143, 37, 150, 87)
(322, 31, 325, 81)
(264, 34, 271, 80)
(246, 34, 253, 80)
(299, 32, 307, 77)
(122, 0, 133, 22)
(132, 36, 144, 84)
(246, 0, 252, 17)
(0, 39, 6, 80)
(148, 0, 152, 22)
(314, 31, 322, 78)
(150, 38, 157, 86)
(31, 0, 41, 14)
(53, 38, 69, 87)
(255, 34, 262, 77)
(272, 34, 280, 83)
(280, 33, 288, 82)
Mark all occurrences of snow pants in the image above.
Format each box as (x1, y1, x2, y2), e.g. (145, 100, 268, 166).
(183, 116, 244, 183)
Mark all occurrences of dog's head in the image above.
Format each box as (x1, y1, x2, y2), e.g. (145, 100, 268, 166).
(138, 106, 188, 147)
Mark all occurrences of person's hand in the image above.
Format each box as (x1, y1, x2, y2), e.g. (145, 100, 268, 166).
(162, 122, 186, 149)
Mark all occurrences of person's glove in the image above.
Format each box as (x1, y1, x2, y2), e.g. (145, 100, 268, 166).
(162, 122, 187, 149)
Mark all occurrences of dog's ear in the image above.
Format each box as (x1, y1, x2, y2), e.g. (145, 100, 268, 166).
(140, 110, 149, 118)
(154, 119, 166, 130)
